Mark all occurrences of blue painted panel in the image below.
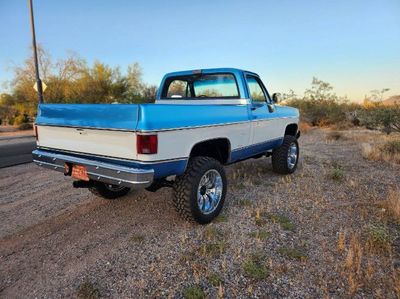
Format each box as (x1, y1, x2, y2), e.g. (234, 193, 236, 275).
(229, 138, 283, 163)
(137, 104, 249, 131)
(39, 148, 187, 179)
(36, 104, 139, 130)
(36, 103, 251, 132)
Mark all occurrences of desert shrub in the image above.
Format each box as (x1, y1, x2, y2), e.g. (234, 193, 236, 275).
(13, 114, 30, 126)
(366, 224, 393, 252)
(77, 281, 99, 299)
(277, 246, 308, 261)
(287, 98, 349, 126)
(359, 105, 400, 134)
(183, 285, 206, 299)
(18, 123, 33, 130)
(242, 253, 268, 279)
(381, 140, 400, 155)
(361, 140, 400, 164)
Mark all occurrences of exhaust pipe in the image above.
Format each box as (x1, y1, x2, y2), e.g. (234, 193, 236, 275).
(72, 180, 94, 188)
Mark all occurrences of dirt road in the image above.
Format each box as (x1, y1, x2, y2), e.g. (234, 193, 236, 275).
(0, 129, 399, 298)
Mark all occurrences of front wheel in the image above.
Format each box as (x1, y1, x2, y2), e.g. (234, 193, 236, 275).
(173, 157, 227, 224)
(89, 181, 131, 199)
(272, 135, 299, 174)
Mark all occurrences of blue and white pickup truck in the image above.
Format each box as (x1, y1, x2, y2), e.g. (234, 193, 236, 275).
(33, 68, 300, 224)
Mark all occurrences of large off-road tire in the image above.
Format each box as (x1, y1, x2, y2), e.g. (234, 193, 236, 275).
(173, 156, 227, 224)
(89, 181, 131, 200)
(272, 135, 299, 174)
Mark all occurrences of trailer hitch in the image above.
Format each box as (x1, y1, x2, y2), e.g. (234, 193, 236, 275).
(72, 180, 94, 188)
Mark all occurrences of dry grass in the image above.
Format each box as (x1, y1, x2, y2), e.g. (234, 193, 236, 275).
(343, 234, 364, 295)
(384, 189, 400, 224)
(326, 130, 344, 141)
(299, 121, 312, 134)
(361, 139, 400, 165)
(337, 231, 346, 252)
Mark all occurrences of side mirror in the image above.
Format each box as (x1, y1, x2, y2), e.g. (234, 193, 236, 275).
(272, 93, 281, 104)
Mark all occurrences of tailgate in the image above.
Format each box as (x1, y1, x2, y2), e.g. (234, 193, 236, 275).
(35, 104, 140, 160)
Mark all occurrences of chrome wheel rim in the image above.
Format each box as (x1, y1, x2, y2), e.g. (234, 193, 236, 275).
(287, 142, 298, 169)
(197, 169, 223, 215)
(105, 184, 126, 192)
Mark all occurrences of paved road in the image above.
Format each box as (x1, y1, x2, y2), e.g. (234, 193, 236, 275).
(0, 137, 36, 168)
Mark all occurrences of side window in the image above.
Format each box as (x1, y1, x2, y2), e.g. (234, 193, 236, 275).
(167, 80, 191, 98)
(246, 75, 266, 102)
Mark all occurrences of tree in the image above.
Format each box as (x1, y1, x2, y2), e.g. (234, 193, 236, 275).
(0, 93, 16, 125)
(5, 45, 152, 123)
(126, 62, 144, 97)
(369, 88, 390, 102)
(304, 77, 337, 102)
(286, 77, 347, 126)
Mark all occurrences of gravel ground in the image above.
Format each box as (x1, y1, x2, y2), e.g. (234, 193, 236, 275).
(0, 128, 399, 298)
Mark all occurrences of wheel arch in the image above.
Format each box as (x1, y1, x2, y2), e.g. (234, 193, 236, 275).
(188, 138, 231, 165)
(285, 123, 299, 138)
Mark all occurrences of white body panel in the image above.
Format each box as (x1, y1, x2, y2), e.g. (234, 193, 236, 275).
(37, 126, 137, 160)
(251, 117, 293, 145)
(138, 121, 252, 162)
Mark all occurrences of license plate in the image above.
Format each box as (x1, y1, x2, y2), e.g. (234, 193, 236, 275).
(71, 165, 89, 181)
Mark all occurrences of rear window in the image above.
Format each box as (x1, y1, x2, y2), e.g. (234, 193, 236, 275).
(162, 73, 239, 99)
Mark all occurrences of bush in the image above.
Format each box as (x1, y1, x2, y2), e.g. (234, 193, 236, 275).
(18, 123, 33, 130)
(381, 140, 400, 155)
(182, 285, 206, 299)
(286, 98, 346, 126)
(359, 105, 400, 134)
(13, 114, 30, 126)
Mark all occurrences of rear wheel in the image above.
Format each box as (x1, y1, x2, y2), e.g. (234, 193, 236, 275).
(272, 135, 299, 174)
(173, 156, 227, 224)
(89, 181, 131, 200)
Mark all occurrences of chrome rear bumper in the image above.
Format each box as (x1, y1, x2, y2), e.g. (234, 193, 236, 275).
(32, 149, 153, 188)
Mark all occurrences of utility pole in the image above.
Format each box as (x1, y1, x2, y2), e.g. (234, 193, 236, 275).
(28, 0, 44, 104)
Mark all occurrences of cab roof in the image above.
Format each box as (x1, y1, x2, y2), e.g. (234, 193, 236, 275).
(163, 68, 259, 78)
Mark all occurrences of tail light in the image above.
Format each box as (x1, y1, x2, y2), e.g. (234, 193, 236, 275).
(34, 125, 39, 142)
(137, 134, 157, 154)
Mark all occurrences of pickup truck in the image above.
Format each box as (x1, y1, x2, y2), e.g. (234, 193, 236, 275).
(33, 68, 300, 224)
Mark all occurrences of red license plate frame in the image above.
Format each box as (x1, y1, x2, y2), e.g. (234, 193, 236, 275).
(71, 164, 89, 181)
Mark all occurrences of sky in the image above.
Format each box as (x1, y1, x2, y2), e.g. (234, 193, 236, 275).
(0, 0, 399, 102)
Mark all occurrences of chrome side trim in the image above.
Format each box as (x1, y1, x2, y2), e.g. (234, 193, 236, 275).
(136, 117, 298, 133)
(32, 150, 154, 188)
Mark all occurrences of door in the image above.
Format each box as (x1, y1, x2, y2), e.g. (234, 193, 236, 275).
(246, 74, 279, 146)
